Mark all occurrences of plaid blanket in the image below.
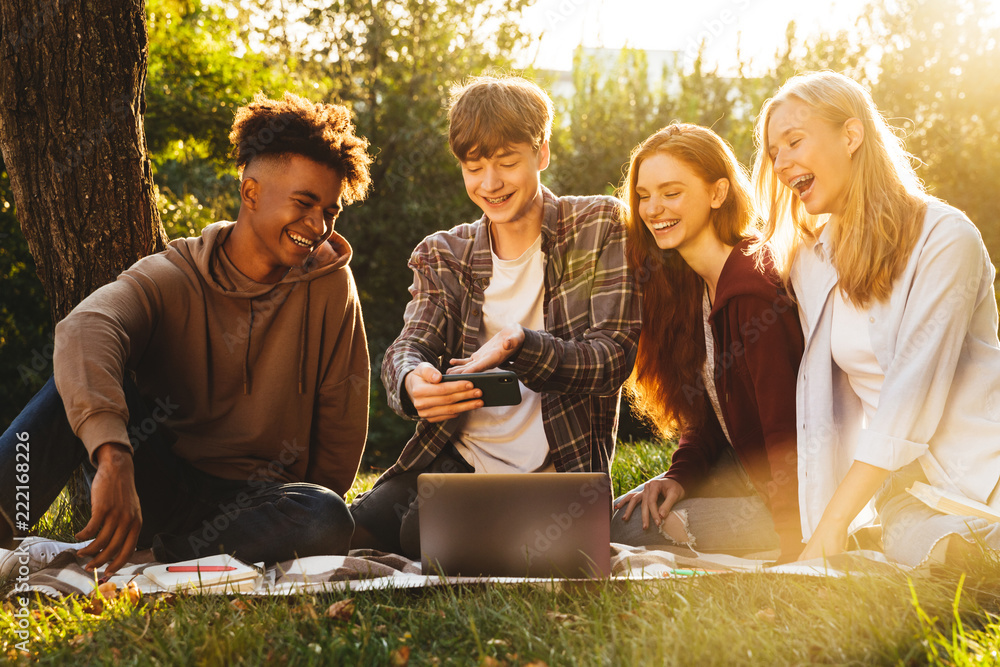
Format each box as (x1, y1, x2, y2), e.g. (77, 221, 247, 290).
(4, 544, 911, 599)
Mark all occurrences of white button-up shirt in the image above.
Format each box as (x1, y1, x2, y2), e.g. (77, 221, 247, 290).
(792, 198, 1000, 539)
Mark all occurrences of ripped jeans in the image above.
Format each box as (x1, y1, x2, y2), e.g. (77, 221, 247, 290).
(610, 448, 780, 557)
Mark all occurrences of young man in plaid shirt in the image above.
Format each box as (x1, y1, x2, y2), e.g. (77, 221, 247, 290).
(350, 75, 641, 558)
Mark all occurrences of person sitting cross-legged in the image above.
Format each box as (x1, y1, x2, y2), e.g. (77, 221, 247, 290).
(349, 74, 642, 560)
(0, 92, 373, 576)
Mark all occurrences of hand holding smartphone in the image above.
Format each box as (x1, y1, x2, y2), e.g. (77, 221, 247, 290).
(440, 370, 521, 407)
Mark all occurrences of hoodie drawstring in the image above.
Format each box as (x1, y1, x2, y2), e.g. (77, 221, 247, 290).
(243, 300, 254, 395)
(298, 281, 310, 394)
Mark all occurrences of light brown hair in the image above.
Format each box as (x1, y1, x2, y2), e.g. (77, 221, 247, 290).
(447, 75, 554, 161)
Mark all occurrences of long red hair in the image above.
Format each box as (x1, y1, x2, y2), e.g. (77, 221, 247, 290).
(619, 124, 756, 437)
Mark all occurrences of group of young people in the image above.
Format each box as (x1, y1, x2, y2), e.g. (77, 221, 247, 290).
(2, 70, 999, 577)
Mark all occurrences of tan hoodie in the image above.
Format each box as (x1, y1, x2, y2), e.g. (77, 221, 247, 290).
(53, 222, 369, 497)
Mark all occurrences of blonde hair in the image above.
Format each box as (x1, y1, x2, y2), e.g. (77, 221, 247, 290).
(447, 74, 554, 161)
(752, 71, 926, 307)
(618, 123, 756, 436)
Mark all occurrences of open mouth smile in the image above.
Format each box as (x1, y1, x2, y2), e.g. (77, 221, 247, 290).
(650, 219, 679, 231)
(287, 230, 315, 249)
(789, 174, 815, 197)
(484, 193, 513, 205)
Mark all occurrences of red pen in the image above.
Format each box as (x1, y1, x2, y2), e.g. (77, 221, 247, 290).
(165, 565, 238, 573)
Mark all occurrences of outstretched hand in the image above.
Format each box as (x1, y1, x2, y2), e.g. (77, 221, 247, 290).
(448, 324, 525, 374)
(614, 477, 686, 531)
(404, 362, 484, 423)
(75, 443, 142, 574)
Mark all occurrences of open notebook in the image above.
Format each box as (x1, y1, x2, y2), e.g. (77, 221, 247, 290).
(143, 554, 263, 593)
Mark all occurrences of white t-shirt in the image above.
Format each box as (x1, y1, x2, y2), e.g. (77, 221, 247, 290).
(453, 233, 550, 472)
(830, 287, 885, 425)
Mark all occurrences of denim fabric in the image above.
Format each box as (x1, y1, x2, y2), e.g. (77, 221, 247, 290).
(610, 448, 781, 557)
(876, 461, 1000, 567)
(0, 377, 352, 564)
(349, 445, 473, 559)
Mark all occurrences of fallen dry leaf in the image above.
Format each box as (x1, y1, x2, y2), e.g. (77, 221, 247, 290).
(325, 598, 355, 621)
(97, 582, 118, 599)
(522, 662, 549, 667)
(479, 657, 505, 667)
(230, 599, 252, 613)
(124, 581, 142, 606)
(389, 646, 410, 666)
(545, 611, 582, 625)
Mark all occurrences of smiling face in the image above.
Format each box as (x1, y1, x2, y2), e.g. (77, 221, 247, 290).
(766, 98, 859, 221)
(635, 152, 728, 258)
(460, 141, 549, 230)
(232, 154, 345, 283)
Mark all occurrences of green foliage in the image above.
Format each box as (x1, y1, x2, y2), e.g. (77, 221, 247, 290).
(549, 48, 660, 197)
(145, 0, 299, 238)
(869, 0, 1000, 256)
(0, 163, 51, 424)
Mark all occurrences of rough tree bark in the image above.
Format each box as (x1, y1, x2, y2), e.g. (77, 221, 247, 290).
(0, 0, 166, 531)
(0, 0, 166, 323)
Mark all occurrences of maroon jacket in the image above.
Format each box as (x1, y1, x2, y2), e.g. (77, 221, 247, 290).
(663, 238, 804, 558)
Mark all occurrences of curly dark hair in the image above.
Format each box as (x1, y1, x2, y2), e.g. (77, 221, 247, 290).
(229, 92, 372, 204)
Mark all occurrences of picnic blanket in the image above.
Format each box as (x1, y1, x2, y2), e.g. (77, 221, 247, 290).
(5, 544, 914, 599)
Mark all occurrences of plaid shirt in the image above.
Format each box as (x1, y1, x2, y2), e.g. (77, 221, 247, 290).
(377, 187, 641, 482)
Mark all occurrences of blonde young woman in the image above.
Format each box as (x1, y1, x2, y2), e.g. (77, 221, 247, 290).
(755, 70, 1000, 566)
(611, 124, 804, 563)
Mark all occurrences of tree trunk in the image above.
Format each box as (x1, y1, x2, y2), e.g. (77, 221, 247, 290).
(0, 0, 165, 534)
(0, 0, 166, 323)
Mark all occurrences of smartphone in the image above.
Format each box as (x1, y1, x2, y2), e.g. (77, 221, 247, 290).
(440, 370, 522, 407)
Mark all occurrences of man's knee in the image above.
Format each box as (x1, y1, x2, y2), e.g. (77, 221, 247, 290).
(295, 488, 354, 556)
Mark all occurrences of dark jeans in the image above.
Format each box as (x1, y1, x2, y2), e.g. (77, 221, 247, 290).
(0, 377, 353, 564)
(350, 444, 473, 559)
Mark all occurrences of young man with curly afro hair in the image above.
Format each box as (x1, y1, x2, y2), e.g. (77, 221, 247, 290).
(0, 92, 374, 576)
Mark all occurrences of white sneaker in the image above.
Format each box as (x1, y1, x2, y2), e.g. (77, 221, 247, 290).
(0, 537, 95, 578)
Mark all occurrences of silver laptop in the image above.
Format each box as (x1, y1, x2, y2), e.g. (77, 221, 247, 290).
(417, 472, 612, 578)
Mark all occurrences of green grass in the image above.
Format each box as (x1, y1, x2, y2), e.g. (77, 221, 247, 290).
(2, 440, 1000, 665)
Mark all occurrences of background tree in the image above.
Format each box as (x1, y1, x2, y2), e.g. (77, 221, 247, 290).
(0, 0, 166, 527)
(0, 0, 166, 322)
